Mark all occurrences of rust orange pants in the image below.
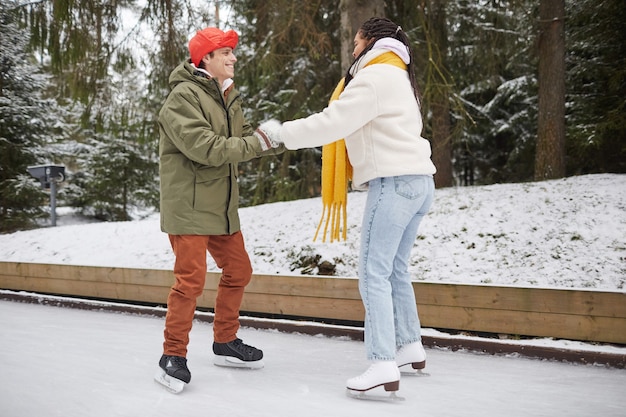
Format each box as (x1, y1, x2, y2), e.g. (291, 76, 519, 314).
(163, 232, 253, 357)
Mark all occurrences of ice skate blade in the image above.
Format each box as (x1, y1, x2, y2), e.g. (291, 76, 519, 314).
(154, 369, 186, 394)
(399, 364, 430, 377)
(214, 355, 264, 369)
(397, 359, 426, 369)
(346, 388, 405, 402)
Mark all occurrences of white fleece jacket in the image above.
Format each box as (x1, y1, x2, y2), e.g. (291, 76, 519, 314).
(280, 47, 437, 189)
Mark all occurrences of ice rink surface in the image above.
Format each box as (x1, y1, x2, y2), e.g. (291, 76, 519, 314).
(1, 299, 625, 417)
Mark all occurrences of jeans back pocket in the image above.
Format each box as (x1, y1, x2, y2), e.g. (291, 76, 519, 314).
(394, 176, 423, 199)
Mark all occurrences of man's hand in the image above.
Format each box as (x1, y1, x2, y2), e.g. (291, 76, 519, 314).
(254, 119, 283, 151)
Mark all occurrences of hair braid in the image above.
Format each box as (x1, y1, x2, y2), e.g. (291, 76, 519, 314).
(344, 17, 421, 104)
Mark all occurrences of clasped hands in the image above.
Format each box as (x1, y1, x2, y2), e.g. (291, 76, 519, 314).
(254, 119, 283, 151)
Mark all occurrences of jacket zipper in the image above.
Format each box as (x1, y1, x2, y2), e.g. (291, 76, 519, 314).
(214, 78, 240, 234)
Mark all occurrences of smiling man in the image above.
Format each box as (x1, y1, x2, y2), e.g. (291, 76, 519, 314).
(155, 27, 284, 393)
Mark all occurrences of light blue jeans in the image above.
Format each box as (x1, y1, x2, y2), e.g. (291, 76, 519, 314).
(359, 175, 434, 360)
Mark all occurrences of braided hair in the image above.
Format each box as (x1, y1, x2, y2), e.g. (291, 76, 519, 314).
(344, 17, 420, 104)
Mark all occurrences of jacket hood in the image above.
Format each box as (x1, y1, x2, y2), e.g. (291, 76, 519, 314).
(168, 61, 236, 100)
(168, 61, 218, 96)
(168, 61, 196, 88)
(350, 37, 410, 77)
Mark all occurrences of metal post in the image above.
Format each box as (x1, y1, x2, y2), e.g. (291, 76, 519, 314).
(50, 180, 57, 227)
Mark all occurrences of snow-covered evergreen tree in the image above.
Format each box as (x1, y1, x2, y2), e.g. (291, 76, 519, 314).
(566, 0, 626, 174)
(0, 2, 58, 232)
(445, 0, 538, 184)
(65, 132, 158, 221)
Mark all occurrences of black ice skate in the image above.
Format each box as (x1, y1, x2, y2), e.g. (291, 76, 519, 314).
(154, 355, 191, 394)
(213, 338, 264, 369)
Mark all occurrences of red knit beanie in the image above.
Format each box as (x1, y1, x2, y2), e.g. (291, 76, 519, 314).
(188, 28, 239, 66)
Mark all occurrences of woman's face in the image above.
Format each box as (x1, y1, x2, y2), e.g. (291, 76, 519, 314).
(352, 31, 371, 58)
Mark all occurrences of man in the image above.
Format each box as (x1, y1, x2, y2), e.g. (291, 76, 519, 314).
(155, 27, 283, 393)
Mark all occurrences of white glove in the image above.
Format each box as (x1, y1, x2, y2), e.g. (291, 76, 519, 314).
(254, 119, 283, 151)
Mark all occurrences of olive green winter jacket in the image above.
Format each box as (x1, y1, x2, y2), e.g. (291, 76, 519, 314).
(158, 61, 282, 235)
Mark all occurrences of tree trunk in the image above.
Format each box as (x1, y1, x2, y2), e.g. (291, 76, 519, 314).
(338, 0, 384, 73)
(535, 0, 566, 180)
(426, 0, 453, 188)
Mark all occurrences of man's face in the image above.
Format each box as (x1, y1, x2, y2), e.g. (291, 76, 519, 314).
(202, 47, 237, 83)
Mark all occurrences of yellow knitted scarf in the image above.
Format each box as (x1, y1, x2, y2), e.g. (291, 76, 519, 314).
(314, 52, 408, 242)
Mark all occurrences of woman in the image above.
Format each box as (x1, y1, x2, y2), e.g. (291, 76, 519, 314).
(259, 17, 436, 396)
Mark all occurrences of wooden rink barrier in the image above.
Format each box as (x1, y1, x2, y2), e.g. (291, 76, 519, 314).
(1, 261, 625, 346)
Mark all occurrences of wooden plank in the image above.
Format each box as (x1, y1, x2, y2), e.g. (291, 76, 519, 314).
(0, 271, 362, 320)
(418, 304, 626, 344)
(0, 262, 172, 287)
(240, 293, 365, 322)
(0, 275, 169, 304)
(413, 282, 626, 318)
(245, 274, 361, 299)
(0, 263, 360, 299)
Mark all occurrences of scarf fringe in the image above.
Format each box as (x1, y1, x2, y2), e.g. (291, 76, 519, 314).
(314, 138, 351, 242)
(314, 201, 348, 243)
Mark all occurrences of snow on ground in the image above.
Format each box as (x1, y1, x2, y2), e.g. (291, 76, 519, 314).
(0, 174, 624, 290)
(1, 174, 625, 416)
(1, 299, 625, 417)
